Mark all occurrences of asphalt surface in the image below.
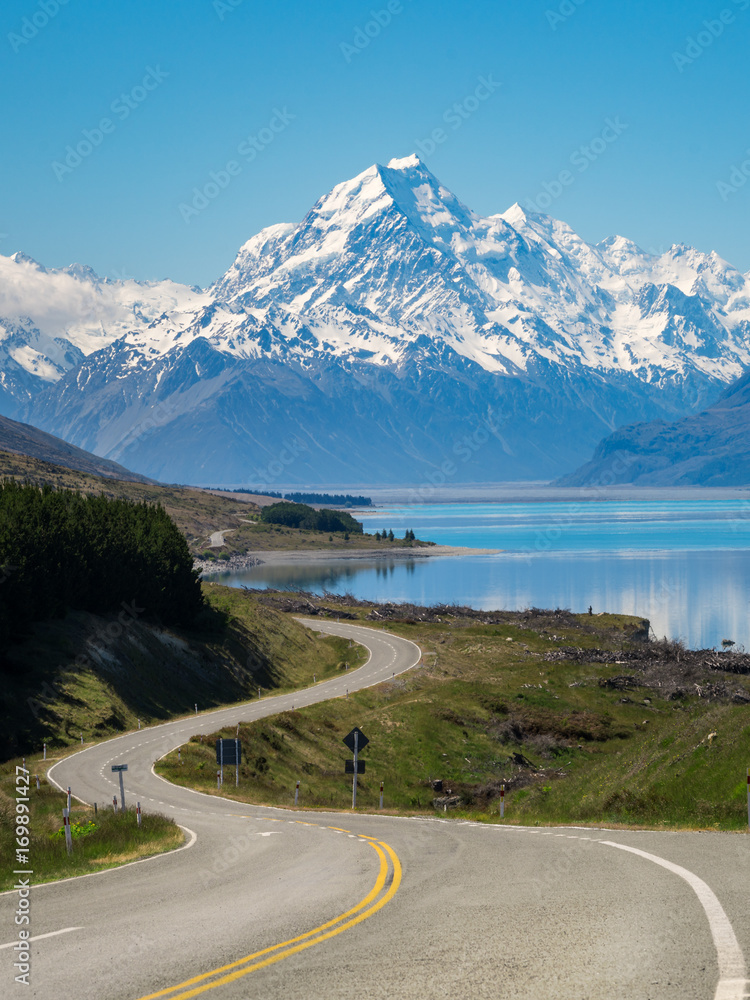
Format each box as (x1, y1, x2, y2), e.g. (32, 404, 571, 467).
(2, 619, 748, 1000)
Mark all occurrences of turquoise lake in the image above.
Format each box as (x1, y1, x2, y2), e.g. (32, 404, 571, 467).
(215, 497, 750, 650)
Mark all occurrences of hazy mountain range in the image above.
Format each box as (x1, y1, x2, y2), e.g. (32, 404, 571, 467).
(559, 370, 750, 487)
(2, 155, 750, 485)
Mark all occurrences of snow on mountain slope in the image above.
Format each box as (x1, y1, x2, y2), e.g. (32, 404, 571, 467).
(5, 154, 750, 483)
(0, 252, 209, 411)
(206, 155, 750, 386)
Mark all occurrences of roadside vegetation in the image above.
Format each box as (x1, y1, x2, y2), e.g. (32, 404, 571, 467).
(156, 594, 750, 831)
(0, 754, 181, 890)
(0, 584, 365, 761)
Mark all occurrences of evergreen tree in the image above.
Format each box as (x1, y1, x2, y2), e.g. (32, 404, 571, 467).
(0, 481, 203, 652)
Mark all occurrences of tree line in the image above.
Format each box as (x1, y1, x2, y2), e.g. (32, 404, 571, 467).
(212, 488, 373, 506)
(0, 481, 203, 651)
(375, 529, 416, 541)
(260, 501, 364, 534)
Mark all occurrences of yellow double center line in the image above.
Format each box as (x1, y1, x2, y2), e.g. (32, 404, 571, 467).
(135, 831, 402, 1000)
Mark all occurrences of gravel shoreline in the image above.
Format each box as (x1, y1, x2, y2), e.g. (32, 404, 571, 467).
(195, 544, 500, 576)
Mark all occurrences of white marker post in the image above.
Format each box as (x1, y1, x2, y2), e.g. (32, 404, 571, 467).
(80, 735, 83, 744)
(379, 781, 384, 810)
(35, 775, 40, 791)
(136, 802, 142, 827)
(112, 796, 117, 813)
(43, 743, 46, 761)
(352, 730, 359, 809)
(295, 780, 300, 806)
(217, 770, 221, 789)
(195, 703, 198, 716)
(62, 809, 72, 855)
(500, 784, 505, 819)
(138, 719, 141, 730)
(67, 787, 71, 811)
(178, 749, 181, 765)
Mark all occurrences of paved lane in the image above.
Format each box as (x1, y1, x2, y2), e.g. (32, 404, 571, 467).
(2, 621, 747, 1000)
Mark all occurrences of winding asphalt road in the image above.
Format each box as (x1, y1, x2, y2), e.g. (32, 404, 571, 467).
(2, 620, 749, 1000)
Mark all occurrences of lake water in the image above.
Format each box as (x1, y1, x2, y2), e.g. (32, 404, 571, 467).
(214, 496, 750, 650)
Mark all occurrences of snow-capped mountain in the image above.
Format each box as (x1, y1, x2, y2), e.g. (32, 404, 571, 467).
(4, 154, 750, 484)
(0, 252, 208, 411)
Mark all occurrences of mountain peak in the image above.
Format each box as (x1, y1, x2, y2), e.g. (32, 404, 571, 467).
(386, 153, 424, 171)
(10, 251, 46, 272)
(499, 202, 533, 226)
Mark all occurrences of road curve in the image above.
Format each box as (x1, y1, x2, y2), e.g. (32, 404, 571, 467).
(2, 620, 748, 1000)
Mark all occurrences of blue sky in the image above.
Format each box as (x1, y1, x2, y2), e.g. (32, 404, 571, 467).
(2, 0, 750, 285)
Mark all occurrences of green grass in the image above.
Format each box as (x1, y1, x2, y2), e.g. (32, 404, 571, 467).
(197, 519, 434, 560)
(0, 753, 182, 889)
(156, 606, 750, 830)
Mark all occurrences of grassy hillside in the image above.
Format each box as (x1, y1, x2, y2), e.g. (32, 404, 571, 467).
(0, 413, 153, 483)
(197, 519, 433, 564)
(0, 449, 263, 550)
(0, 451, 425, 558)
(0, 584, 365, 760)
(156, 596, 750, 830)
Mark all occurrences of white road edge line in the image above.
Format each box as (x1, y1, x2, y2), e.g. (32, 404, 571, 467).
(0, 827, 197, 898)
(600, 840, 747, 1000)
(0, 926, 83, 950)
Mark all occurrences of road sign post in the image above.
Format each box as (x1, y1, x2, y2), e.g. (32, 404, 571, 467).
(111, 765, 128, 813)
(343, 728, 369, 809)
(352, 730, 358, 808)
(215, 739, 242, 787)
